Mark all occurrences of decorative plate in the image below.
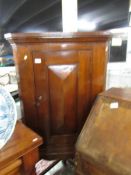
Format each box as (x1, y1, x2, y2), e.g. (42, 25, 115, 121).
(0, 86, 17, 149)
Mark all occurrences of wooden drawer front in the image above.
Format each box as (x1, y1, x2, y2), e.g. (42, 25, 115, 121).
(0, 159, 22, 175)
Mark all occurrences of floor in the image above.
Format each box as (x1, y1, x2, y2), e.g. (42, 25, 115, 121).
(45, 161, 75, 175)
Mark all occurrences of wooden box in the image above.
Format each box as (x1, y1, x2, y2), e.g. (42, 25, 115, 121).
(5, 32, 109, 160)
(76, 88, 131, 175)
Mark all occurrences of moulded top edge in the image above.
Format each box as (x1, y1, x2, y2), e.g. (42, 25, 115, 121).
(4, 31, 111, 41)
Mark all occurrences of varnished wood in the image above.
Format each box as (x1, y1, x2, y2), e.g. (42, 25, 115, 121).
(0, 122, 43, 175)
(5, 32, 110, 43)
(76, 88, 131, 175)
(0, 160, 22, 175)
(5, 32, 110, 159)
(101, 87, 131, 102)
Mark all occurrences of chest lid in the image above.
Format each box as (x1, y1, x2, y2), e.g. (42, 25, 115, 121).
(76, 88, 131, 175)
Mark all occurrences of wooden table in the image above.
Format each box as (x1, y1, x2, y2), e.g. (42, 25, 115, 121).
(0, 121, 43, 175)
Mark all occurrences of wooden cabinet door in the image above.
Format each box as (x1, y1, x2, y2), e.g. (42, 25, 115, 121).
(32, 49, 92, 158)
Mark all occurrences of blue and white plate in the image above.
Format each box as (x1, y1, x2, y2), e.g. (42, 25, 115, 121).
(0, 86, 17, 149)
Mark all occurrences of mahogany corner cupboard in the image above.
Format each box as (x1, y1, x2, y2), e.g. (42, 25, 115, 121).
(5, 32, 110, 160)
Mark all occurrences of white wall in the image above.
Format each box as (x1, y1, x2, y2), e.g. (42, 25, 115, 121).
(106, 62, 131, 89)
(106, 26, 131, 89)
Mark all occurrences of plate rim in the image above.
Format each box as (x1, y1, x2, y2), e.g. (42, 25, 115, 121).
(0, 86, 17, 149)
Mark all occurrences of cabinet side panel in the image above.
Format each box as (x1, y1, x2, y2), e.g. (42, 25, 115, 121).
(91, 43, 108, 103)
(13, 46, 38, 131)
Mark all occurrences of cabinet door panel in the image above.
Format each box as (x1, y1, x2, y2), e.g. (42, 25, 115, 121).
(33, 49, 92, 140)
(48, 64, 78, 134)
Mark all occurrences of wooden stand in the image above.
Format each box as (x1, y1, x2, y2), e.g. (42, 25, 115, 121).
(0, 122, 43, 175)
